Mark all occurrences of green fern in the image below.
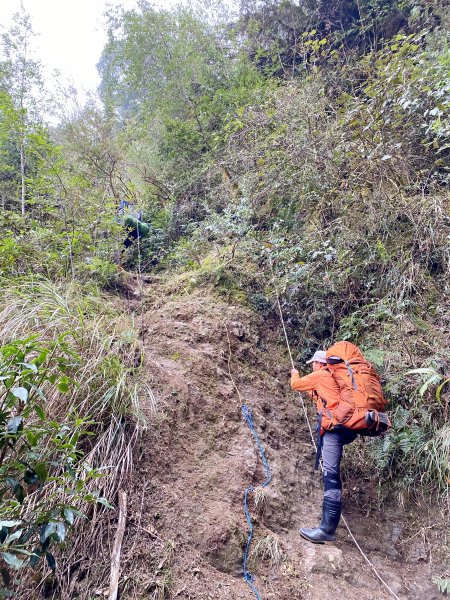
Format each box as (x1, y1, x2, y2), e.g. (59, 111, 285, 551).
(432, 576, 450, 594)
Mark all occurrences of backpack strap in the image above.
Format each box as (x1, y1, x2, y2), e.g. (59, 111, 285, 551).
(319, 395, 333, 422)
(345, 360, 358, 390)
(327, 356, 358, 390)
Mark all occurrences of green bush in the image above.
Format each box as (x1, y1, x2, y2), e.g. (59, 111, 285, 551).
(0, 279, 145, 597)
(0, 335, 105, 592)
(370, 366, 450, 500)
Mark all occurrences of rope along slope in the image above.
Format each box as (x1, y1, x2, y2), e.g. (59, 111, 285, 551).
(268, 255, 401, 600)
(242, 405, 272, 600)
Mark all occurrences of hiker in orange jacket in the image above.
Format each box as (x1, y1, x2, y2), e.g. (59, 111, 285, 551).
(291, 350, 357, 543)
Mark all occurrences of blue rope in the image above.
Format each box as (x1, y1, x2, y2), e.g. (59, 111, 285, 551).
(242, 405, 272, 599)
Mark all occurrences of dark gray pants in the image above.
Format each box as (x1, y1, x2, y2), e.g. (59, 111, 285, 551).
(322, 428, 357, 502)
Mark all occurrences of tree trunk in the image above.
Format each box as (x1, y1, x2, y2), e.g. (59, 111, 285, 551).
(20, 139, 25, 217)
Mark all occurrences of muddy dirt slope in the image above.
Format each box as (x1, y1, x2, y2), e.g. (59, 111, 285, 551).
(119, 285, 445, 600)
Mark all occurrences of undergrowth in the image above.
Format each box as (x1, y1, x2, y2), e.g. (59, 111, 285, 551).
(248, 534, 283, 570)
(1, 0, 449, 593)
(0, 277, 150, 598)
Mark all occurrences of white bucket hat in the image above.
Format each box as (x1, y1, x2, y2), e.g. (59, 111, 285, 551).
(306, 350, 327, 364)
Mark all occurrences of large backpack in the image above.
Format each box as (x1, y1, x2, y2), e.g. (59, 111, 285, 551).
(325, 341, 390, 435)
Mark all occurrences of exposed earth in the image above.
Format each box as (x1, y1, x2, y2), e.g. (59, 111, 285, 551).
(113, 280, 447, 600)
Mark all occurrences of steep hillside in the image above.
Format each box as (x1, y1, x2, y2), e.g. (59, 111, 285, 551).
(1, 2, 449, 597)
(102, 279, 447, 600)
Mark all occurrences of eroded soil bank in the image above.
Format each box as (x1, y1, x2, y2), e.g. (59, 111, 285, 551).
(117, 284, 446, 600)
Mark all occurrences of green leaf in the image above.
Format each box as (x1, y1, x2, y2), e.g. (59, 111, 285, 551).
(19, 363, 37, 373)
(4, 529, 23, 545)
(19, 528, 36, 545)
(405, 368, 439, 376)
(55, 523, 66, 542)
(29, 548, 42, 568)
(39, 522, 56, 544)
(13, 548, 35, 556)
(36, 351, 49, 366)
(57, 377, 70, 393)
(418, 374, 442, 397)
(1, 553, 24, 569)
(436, 379, 450, 404)
(96, 497, 114, 509)
(33, 405, 45, 420)
(0, 521, 21, 529)
(34, 463, 47, 484)
(63, 508, 74, 526)
(6, 479, 24, 503)
(6, 417, 22, 435)
(30, 385, 46, 402)
(25, 431, 38, 446)
(10, 388, 28, 403)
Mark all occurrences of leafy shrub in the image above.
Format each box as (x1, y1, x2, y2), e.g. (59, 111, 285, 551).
(0, 335, 101, 589)
(370, 366, 450, 500)
(341, 31, 450, 188)
(0, 279, 147, 597)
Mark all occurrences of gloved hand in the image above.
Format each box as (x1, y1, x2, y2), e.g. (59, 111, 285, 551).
(290, 368, 301, 390)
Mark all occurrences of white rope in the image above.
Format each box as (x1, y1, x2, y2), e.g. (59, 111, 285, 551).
(268, 254, 401, 600)
(268, 255, 317, 449)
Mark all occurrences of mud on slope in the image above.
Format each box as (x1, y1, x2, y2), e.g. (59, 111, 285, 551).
(118, 286, 445, 600)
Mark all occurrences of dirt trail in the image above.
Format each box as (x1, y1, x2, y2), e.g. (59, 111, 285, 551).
(120, 285, 444, 600)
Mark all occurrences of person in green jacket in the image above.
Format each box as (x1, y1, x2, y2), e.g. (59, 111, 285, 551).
(118, 199, 150, 251)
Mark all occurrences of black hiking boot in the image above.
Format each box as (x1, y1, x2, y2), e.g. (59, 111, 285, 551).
(299, 498, 341, 544)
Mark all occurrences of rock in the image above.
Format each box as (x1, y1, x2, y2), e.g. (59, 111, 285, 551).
(404, 540, 427, 563)
(408, 577, 445, 600)
(377, 542, 401, 559)
(390, 523, 403, 544)
(377, 570, 404, 595)
(261, 484, 293, 531)
(344, 571, 374, 588)
(302, 544, 345, 576)
(368, 555, 406, 594)
(230, 320, 248, 340)
(204, 526, 246, 577)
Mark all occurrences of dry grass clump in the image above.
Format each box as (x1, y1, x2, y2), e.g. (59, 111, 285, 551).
(253, 485, 268, 513)
(249, 534, 283, 568)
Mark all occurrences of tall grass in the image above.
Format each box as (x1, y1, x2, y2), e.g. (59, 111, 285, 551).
(0, 276, 152, 598)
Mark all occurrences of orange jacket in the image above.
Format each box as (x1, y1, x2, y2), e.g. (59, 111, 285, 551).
(290, 368, 341, 430)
